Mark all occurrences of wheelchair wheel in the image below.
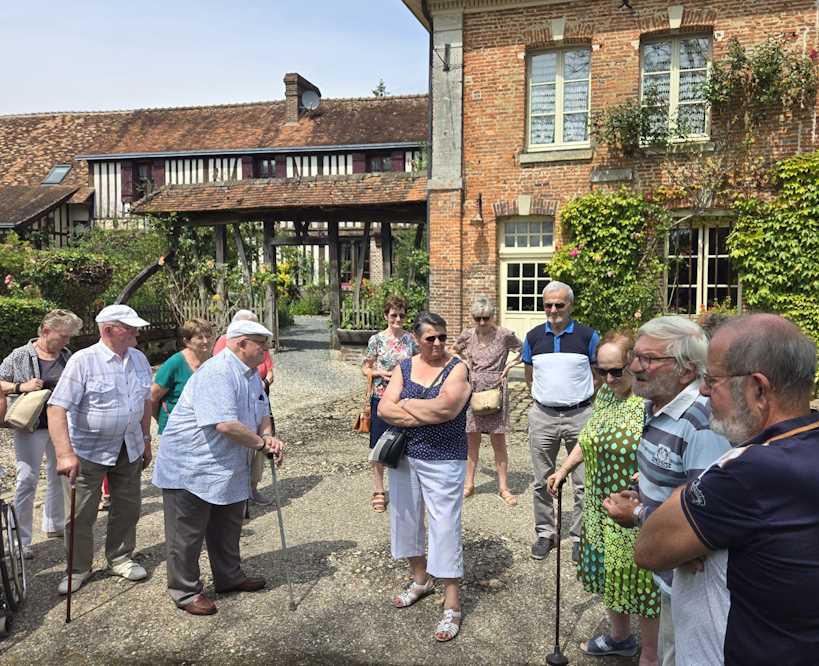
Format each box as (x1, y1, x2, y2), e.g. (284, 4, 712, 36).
(0, 503, 26, 611)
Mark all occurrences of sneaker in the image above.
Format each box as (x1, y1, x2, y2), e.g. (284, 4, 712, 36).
(572, 541, 581, 563)
(582, 633, 639, 657)
(46, 530, 64, 539)
(249, 489, 273, 506)
(58, 571, 91, 595)
(98, 495, 111, 512)
(22, 545, 33, 560)
(109, 559, 147, 581)
(531, 536, 556, 560)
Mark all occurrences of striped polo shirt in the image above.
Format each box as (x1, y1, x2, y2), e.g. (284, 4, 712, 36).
(637, 381, 731, 594)
(522, 320, 599, 407)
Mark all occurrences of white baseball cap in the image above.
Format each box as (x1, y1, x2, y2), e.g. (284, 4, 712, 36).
(226, 320, 273, 339)
(95, 304, 150, 328)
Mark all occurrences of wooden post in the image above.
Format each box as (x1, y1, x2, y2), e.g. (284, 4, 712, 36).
(328, 221, 341, 348)
(263, 219, 280, 350)
(231, 223, 252, 288)
(214, 224, 228, 324)
(353, 222, 371, 324)
(407, 221, 425, 285)
(381, 222, 393, 279)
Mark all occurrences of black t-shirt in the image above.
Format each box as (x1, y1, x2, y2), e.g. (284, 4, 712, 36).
(36, 356, 65, 430)
(681, 413, 819, 666)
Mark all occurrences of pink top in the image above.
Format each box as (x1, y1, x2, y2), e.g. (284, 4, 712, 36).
(212, 335, 274, 380)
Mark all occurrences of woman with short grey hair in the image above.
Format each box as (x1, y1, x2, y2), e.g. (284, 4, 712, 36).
(453, 296, 522, 505)
(0, 308, 82, 559)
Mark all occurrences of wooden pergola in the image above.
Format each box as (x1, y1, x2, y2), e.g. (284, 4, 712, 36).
(130, 173, 427, 347)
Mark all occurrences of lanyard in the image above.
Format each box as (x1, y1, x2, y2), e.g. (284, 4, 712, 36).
(760, 420, 819, 446)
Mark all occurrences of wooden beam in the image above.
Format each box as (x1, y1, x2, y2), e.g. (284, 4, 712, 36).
(214, 224, 228, 318)
(328, 221, 341, 348)
(263, 220, 280, 350)
(231, 223, 252, 288)
(270, 236, 329, 246)
(353, 222, 371, 308)
(381, 222, 393, 279)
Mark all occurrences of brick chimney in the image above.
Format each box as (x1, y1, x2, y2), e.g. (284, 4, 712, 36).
(284, 73, 321, 124)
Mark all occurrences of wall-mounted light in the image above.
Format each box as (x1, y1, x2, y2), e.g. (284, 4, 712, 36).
(469, 193, 484, 226)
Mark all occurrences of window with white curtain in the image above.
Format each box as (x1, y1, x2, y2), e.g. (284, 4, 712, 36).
(641, 36, 711, 139)
(528, 48, 591, 149)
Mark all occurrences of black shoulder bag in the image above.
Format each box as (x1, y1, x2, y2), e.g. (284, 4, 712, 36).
(368, 363, 449, 469)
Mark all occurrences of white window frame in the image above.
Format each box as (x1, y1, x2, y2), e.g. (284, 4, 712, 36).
(641, 35, 712, 142)
(498, 217, 555, 315)
(527, 48, 592, 151)
(665, 220, 741, 314)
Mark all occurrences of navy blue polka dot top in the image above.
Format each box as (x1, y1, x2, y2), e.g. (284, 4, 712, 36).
(399, 356, 468, 461)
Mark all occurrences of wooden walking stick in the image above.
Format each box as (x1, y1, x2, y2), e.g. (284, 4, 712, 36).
(546, 478, 569, 665)
(66, 483, 76, 624)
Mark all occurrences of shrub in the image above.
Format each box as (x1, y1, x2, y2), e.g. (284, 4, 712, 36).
(548, 190, 671, 334)
(0, 296, 57, 359)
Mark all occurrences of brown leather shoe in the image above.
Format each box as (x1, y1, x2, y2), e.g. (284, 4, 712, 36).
(215, 576, 266, 593)
(180, 594, 217, 616)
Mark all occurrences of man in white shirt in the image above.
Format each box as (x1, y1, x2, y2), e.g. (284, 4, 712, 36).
(48, 304, 153, 595)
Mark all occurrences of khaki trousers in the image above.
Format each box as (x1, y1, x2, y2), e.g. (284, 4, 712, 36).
(62, 443, 143, 574)
(527, 402, 590, 542)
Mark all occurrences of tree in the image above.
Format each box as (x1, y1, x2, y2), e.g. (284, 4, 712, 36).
(372, 79, 389, 97)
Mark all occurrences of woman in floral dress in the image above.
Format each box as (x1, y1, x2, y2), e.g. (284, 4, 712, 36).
(453, 296, 522, 506)
(547, 331, 659, 665)
(362, 295, 418, 512)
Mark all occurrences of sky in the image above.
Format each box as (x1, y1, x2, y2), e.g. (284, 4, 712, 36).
(0, 1, 428, 115)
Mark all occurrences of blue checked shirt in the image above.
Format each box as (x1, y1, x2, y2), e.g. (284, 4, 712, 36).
(48, 341, 152, 465)
(152, 348, 269, 505)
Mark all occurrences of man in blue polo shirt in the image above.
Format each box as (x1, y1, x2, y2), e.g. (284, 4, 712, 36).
(635, 314, 819, 666)
(523, 281, 599, 561)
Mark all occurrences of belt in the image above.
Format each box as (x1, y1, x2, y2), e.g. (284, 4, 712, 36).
(535, 397, 592, 412)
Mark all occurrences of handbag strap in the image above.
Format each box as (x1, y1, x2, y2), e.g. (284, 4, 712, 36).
(365, 372, 374, 400)
(418, 362, 451, 398)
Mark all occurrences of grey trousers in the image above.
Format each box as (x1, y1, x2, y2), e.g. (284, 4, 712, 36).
(162, 488, 246, 606)
(659, 591, 676, 666)
(62, 443, 143, 574)
(528, 402, 590, 542)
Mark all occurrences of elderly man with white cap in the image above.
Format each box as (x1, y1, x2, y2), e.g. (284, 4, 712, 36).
(48, 304, 154, 594)
(152, 319, 285, 616)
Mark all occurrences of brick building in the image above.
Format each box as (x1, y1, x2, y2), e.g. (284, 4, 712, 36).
(403, 0, 819, 340)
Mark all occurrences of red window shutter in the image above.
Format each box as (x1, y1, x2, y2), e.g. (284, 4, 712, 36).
(121, 163, 134, 201)
(152, 160, 165, 187)
(390, 151, 404, 172)
(352, 153, 366, 174)
(275, 157, 286, 178)
(241, 157, 253, 179)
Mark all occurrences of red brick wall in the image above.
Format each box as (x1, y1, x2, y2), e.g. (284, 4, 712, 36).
(428, 0, 819, 330)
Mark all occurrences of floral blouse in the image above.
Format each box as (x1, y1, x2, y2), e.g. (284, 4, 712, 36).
(365, 331, 418, 398)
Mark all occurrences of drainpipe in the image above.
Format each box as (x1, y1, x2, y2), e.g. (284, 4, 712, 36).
(422, 0, 433, 311)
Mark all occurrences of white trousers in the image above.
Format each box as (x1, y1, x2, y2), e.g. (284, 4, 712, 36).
(14, 428, 65, 547)
(388, 456, 466, 579)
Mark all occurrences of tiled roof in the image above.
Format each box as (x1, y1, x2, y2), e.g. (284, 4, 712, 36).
(0, 185, 78, 228)
(132, 173, 428, 214)
(0, 95, 428, 189)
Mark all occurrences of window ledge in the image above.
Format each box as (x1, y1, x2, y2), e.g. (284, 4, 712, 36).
(519, 147, 593, 164)
(643, 141, 715, 156)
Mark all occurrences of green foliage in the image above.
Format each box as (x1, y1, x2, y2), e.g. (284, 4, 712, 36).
(0, 234, 112, 314)
(548, 190, 671, 334)
(0, 296, 57, 359)
(705, 37, 818, 126)
(288, 285, 327, 316)
(591, 87, 689, 156)
(728, 152, 819, 363)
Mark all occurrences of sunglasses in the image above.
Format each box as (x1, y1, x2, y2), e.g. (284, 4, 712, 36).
(593, 365, 627, 378)
(388, 312, 406, 319)
(473, 316, 491, 322)
(423, 334, 448, 343)
(544, 302, 567, 311)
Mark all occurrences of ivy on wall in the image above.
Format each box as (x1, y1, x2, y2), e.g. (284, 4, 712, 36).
(548, 190, 671, 334)
(729, 152, 819, 360)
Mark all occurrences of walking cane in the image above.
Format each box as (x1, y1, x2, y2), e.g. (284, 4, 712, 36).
(267, 452, 296, 611)
(65, 483, 77, 624)
(546, 478, 569, 666)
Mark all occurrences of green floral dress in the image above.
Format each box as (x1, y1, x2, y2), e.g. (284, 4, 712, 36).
(577, 385, 659, 617)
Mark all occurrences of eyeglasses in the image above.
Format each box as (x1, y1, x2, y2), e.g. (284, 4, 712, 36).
(423, 334, 448, 343)
(544, 302, 567, 311)
(593, 365, 627, 378)
(473, 316, 491, 322)
(388, 312, 406, 320)
(627, 351, 676, 369)
(702, 372, 752, 389)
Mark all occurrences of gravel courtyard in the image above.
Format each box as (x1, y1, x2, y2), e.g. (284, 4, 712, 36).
(0, 317, 639, 665)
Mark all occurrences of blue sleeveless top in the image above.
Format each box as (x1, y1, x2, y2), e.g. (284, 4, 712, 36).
(399, 356, 468, 461)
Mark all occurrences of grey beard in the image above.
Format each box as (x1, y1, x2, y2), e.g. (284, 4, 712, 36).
(709, 414, 755, 446)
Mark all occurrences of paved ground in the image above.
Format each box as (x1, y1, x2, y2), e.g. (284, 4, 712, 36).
(0, 317, 640, 665)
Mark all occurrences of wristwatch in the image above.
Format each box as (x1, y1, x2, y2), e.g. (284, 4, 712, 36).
(632, 503, 645, 527)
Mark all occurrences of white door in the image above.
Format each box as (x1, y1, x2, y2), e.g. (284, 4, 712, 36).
(497, 217, 554, 342)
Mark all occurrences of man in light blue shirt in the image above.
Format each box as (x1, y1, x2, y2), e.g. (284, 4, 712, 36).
(153, 319, 284, 616)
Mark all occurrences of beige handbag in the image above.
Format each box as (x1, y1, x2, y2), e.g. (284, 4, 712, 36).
(470, 386, 502, 416)
(4, 389, 52, 432)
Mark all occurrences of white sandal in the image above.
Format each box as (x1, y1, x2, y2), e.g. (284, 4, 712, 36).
(434, 607, 462, 642)
(393, 577, 434, 608)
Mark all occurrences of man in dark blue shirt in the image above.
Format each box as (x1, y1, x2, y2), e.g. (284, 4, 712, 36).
(635, 314, 819, 666)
